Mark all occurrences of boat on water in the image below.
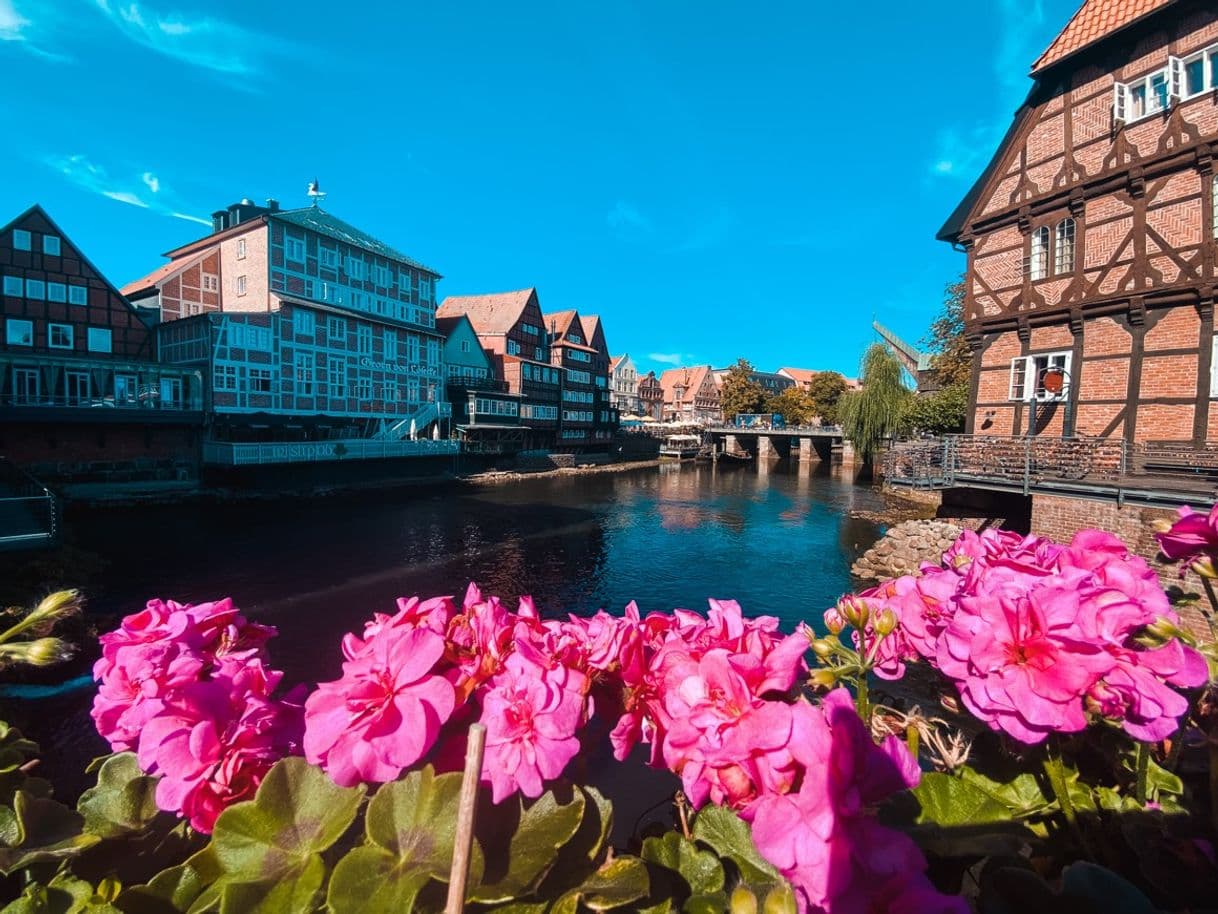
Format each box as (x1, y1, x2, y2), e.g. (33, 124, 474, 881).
(659, 434, 702, 460)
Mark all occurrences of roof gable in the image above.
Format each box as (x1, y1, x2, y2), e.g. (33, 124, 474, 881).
(544, 309, 581, 340)
(1032, 0, 1173, 73)
(582, 314, 608, 354)
(438, 288, 537, 335)
(121, 252, 206, 298)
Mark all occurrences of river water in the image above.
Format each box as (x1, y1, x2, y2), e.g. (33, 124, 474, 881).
(17, 460, 887, 815)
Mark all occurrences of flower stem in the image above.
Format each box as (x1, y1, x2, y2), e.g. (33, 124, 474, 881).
(1041, 743, 1087, 854)
(906, 722, 919, 759)
(855, 674, 869, 721)
(1134, 741, 1149, 806)
(1199, 577, 1218, 640)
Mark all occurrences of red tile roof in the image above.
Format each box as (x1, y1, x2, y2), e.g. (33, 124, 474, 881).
(659, 365, 713, 403)
(543, 309, 580, 339)
(437, 288, 536, 335)
(778, 367, 861, 390)
(121, 254, 204, 297)
(609, 354, 625, 371)
(1032, 0, 1173, 73)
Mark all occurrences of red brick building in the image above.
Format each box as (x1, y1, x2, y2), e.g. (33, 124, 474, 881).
(545, 309, 618, 447)
(941, 0, 1218, 444)
(659, 366, 721, 424)
(0, 205, 202, 482)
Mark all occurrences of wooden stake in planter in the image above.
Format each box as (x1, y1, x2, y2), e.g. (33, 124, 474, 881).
(446, 723, 487, 914)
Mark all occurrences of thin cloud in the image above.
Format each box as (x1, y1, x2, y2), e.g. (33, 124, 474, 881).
(92, 0, 291, 77)
(673, 206, 734, 253)
(607, 200, 653, 238)
(927, 0, 1045, 181)
(0, 0, 28, 41)
(46, 153, 209, 225)
(648, 352, 688, 366)
(0, 0, 73, 61)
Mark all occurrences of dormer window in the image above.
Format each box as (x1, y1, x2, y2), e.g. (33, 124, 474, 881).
(1114, 45, 1218, 125)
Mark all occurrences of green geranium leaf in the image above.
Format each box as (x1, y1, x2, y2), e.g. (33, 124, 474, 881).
(0, 791, 98, 875)
(469, 786, 586, 903)
(914, 772, 1013, 826)
(365, 765, 483, 884)
(78, 754, 161, 839)
(684, 892, 729, 914)
(326, 846, 432, 914)
(550, 857, 650, 913)
(217, 855, 326, 914)
(119, 848, 221, 914)
(210, 758, 364, 882)
(690, 806, 779, 885)
(957, 769, 1052, 819)
(641, 832, 725, 897)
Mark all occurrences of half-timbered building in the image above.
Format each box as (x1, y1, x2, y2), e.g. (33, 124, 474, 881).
(0, 205, 202, 483)
(941, 0, 1218, 445)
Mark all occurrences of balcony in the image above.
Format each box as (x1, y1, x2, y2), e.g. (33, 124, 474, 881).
(203, 438, 459, 466)
(884, 435, 1218, 508)
(445, 377, 509, 393)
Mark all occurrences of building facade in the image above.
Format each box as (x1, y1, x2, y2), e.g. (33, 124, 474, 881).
(610, 354, 641, 414)
(660, 365, 722, 424)
(0, 205, 202, 481)
(437, 289, 561, 450)
(638, 370, 664, 419)
(545, 310, 618, 447)
(941, 0, 1218, 444)
(127, 199, 453, 465)
(437, 313, 523, 452)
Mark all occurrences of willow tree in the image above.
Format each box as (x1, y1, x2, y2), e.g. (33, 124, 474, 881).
(839, 344, 912, 461)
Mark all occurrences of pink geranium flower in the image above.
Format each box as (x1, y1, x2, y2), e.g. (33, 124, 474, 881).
(478, 642, 588, 803)
(304, 626, 456, 787)
(1155, 504, 1218, 573)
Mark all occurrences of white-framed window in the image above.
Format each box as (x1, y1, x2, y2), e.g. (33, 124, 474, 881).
(160, 377, 183, 407)
(295, 352, 314, 395)
(1026, 226, 1049, 280)
(48, 323, 73, 349)
(350, 290, 366, 311)
(460, 339, 471, 353)
(12, 366, 38, 402)
(68, 284, 88, 306)
(426, 338, 438, 366)
(507, 339, 521, 355)
(249, 367, 273, 393)
(358, 325, 372, 355)
(12, 230, 31, 251)
(328, 316, 346, 342)
(285, 236, 306, 262)
(237, 238, 247, 260)
(383, 329, 397, 361)
(6, 318, 33, 346)
(320, 246, 339, 270)
(214, 365, 238, 391)
(328, 357, 346, 398)
(42, 235, 61, 256)
(374, 263, 392, 287)
(1054, 218, 1076, 274)
(227, 322, 272, 351)
(202, 274, 218, 292)
(236, 275, 247, 296)
(345, 255, 366, 280)
(356, 376, 372, 400)
(47, 282, 66, 302)
(570, 348, 591, 363)
(25, 279, 44, 300)
(1009, 351, 1072, 402)
(418, 276, 432, 302)
(1114, 62, 1180, 123)
(1182, 44, 1218, 100)
(3, 276, 22, 296)
(87, 327, 112, 353)
(114, 374, 137, 404)
(294, 309, 315, 336)
(65, 370, 89, 403)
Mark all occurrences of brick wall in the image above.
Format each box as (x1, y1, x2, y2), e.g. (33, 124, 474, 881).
(0, 422, 200, 479)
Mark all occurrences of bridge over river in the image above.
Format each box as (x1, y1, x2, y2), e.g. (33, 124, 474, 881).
(704, 425, 850, 462)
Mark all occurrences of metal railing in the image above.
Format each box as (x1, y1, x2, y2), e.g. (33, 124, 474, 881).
(0, 460, 56, 551)
(0, 393, 200, 411)
(883, 434, 1218, 498)
(203, 438, 459, 466)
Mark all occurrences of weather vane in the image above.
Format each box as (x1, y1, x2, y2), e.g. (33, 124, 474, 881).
(306, 178, 327, 206)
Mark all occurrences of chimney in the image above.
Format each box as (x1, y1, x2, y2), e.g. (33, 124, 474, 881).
(266, 198, 280, 212)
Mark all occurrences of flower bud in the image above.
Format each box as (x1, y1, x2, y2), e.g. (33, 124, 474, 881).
(730, 887, 758, 914)
(873, 608, 898, 637)
(1192, 556, 1218, 579)
(763, 884, 798, 914)
(810, 638, 835, 659)
(28, 590, 82, 627)
(838, 597, 869, 629)
(823, 612, 845, 636)
(0, 637, 74, 667)
(809, 669, 838, 690)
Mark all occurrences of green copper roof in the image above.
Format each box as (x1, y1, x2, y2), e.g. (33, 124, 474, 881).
(270, 206, 441, 277)
(872, 321, 933, 372)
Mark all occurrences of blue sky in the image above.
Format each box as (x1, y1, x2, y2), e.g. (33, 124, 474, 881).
(0, 0, 1079, 378)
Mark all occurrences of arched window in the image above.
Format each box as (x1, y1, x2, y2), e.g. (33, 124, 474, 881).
(1054, 218, 1076, 274)
(1028, 226, 1049, 281)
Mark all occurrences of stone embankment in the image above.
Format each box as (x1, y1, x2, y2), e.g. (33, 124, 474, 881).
(850, 519, 963, 582)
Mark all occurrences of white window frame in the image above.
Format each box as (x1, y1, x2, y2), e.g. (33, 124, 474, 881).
(1181, 43, 1218, 100)
(328, 316, 346, 342)
(1115, 66, 1171, 123)
(295, 352, 315, 396)
(328, 357, 347, 398)
(3, 276, 22, 296)
(214, 365, 238, 391)
(285, 236, 306, 262)
(202, 274, 218, 292)
(25, 279, 44, 300)
(47, 282, 66, 303)
(1054, 218, 1076, 275)
(6, 318, 33, 346)
(1009, 351, 1072, 402)
(294, 308, 315, 336)
(237, 275, 247, 296)
(237, 238, 247, 260)
(68, 284, 88, 306)
(12, 230, 30, 251)
(42, 235, 61, 256)
(48, 323, 73, 349)
(358, 325, 372, 355)
(1027, 226, 1049, 281)
(383, 329, 397, 361)
(249, 367, 273, 394)
(87, 327, 112, 353)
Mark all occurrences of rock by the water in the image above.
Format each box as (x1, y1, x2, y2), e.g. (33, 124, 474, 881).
(852, 519, 963, 582)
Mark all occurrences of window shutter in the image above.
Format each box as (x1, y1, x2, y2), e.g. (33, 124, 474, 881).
(1113, 82, 1128, 124)
(1168, 56, 1184, 101)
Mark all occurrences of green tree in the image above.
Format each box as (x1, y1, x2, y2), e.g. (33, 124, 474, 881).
(922, 277, 972, 388)
(719, 358, 767, 421)
(839, 344, 912, 461)
(805, 372, 849, 425)
(767, 387, 815, 425)
(903, 382, 968, 435)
